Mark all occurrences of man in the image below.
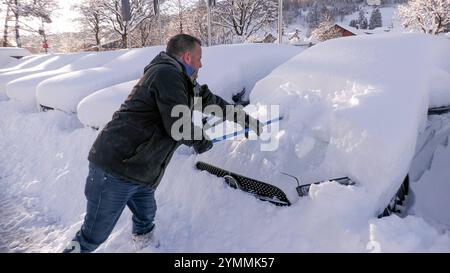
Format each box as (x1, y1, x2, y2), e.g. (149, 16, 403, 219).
(64, 34, 263, 253)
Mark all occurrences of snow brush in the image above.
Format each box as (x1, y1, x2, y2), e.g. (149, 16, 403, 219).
(210, 116, 283, 144)
(194, 117, 356, 205)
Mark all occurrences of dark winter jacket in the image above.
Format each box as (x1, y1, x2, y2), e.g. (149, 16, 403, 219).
(88, 52, 231, 188)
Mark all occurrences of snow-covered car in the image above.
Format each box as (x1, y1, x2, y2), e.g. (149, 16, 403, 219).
(35, 46, 165, 113)
(0, 52, 89, 100)
(5, 49, 126, 104)
(194, 33, 450, 220)
(76, 44, 302, 129)
(0, 47, 31, 66)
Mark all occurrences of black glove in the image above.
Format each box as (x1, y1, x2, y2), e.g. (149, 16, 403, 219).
(192, 138, 213, 154)
(244, 115, 264, 137)
(234, 110, 264, 137)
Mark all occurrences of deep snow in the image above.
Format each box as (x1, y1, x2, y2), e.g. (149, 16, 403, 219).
(1, 34, 450, 253)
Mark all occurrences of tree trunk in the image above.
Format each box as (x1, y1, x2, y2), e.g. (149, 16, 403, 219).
(94, 15, 101, 48)
(41, 20, 48, 54)
(95, 31, 101, 47)
(14, 0, 21, 48)
(122, 33, 128, 48)
(3, 6, 10, 47)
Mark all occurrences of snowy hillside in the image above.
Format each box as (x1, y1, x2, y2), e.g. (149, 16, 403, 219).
(283, 5, 407, 45)
(1, 34, 450, 253)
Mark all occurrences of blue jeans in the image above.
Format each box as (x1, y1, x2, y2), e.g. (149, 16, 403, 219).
(70, 163, 157, 253)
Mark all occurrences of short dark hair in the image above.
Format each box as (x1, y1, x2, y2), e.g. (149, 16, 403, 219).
(166, 34, 202, 58)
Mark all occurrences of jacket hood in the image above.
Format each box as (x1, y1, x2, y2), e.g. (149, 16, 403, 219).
(144, 51, 185, 74)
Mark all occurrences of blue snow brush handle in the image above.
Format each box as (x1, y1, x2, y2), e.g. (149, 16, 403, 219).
(211, 116, 283, 144)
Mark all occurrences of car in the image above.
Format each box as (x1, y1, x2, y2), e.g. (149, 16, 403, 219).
(194, 33, 450, 220)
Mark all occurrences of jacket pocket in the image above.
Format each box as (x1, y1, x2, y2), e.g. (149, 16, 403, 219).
(122, 130, 156, 164)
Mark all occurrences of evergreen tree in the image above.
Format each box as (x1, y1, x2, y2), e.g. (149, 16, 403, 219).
(369, 7, 382, 30)
(305, 2, 322, 30)
(357, 10, 368, 29)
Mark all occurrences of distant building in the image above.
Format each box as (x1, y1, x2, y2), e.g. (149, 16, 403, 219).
(329, 24, 359, 37)
(262, 33, 277, 43)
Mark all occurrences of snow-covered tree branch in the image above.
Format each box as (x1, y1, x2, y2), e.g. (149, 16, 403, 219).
(398, 0, 450, 35)
(213, 0, 277, 41)
(98, 0, 154, 48)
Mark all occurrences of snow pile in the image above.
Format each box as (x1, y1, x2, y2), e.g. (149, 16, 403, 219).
(36, 46, 164, 113)
(5, 50, 126, 104)
(77, 44, 302, 129)
(0, 53, 88, 100)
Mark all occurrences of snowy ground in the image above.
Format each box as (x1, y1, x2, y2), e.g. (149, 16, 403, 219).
(1, 34, 450, 253)
(1, 99, 450, 253)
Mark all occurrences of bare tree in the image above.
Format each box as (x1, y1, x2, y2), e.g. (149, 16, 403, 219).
(163, 0, 193, 36)
(130, 16, 158, 47)
(2, 0, 58, 48)
(2, 2, 11, 46)
(73, 0, 106, 49)
(213, 0, 278, 41)
(21, 0, 59, 53)
(99, 0, 154, 48)
(186, 0, 208, 44)
(311, 12, 340, 42)
(398, 0, 450, 35)
(9, 0, 23, 47)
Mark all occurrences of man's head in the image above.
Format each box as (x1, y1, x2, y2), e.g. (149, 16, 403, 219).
(166, 34, 202, 80)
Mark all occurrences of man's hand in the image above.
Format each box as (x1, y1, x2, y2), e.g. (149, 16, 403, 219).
(234, 109, 264, 137)
(245, 115, 264, 137)
(193, 138, 213, 154)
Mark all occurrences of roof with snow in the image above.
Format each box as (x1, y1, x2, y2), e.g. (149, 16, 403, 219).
(334, 23, 366, 35)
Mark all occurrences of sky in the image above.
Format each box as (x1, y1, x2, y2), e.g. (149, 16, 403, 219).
(1, 0, 179, 35)
(47, 0, 83, 34)
(0, 0, 82, 35)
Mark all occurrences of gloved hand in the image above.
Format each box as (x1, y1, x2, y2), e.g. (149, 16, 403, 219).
(245, 115, 264, 137)
(192, 138, 213, 154)
(234, 109, 264, 137)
